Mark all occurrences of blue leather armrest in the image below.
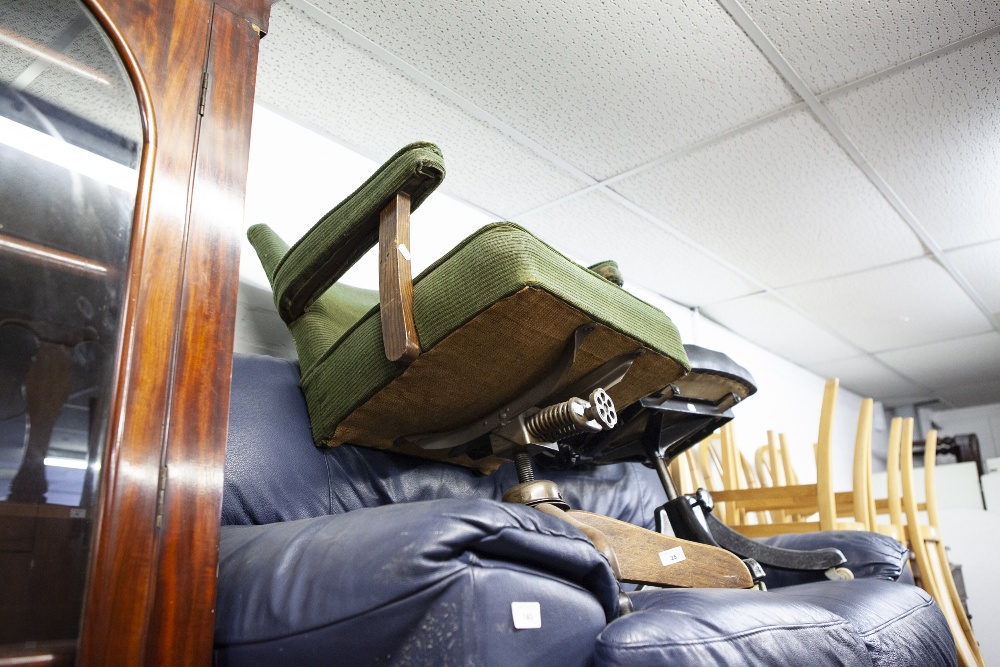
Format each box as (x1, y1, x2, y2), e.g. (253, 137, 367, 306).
(771, 580, 956, 667)
(596, 588, 872, 666)
(215, 498, 619, 667)
(756, 531, 909, 588)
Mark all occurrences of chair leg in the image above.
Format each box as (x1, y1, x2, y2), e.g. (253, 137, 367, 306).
(7, 342, 73, 503)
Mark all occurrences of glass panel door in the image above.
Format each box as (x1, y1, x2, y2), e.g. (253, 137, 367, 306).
(0, 0, 141, 650)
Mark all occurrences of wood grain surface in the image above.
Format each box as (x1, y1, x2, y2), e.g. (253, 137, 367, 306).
(567, 510, 753, 588)
(378, 193, 420, 364)
(71, 0, 266, 665)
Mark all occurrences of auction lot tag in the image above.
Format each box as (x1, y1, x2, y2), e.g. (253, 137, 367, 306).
(659, 546, 686, 567)
(511, 601, 541, 629)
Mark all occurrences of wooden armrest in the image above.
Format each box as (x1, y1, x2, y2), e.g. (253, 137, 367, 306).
(378, 193, 419, 365)
(534, 503, 622, 579)
(566, 510, 753, 588)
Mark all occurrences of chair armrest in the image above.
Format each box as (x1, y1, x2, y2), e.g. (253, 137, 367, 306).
(215, 498, 619, 666)
(755, 531, 908, 588)
(248, 142, 444, 324)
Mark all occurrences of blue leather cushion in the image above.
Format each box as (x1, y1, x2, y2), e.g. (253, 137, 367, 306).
(223, 353, 666, 527)
(757, 531, 909, 588)
(771, 580, 956, 667)
(596, 588, 873, 666)
(215, 498, 619, 666)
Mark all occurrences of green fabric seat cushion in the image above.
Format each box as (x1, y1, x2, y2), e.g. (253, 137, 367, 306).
(292, 221, 689, 472)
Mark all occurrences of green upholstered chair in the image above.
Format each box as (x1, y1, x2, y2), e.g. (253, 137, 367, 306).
(248, 142, 690, 474)
(247, 142, 766, 591)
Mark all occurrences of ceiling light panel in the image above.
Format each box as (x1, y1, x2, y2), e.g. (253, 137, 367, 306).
(876, 332, 1000, 390)
(781, 257, 993, 352)
(308, 0, 797, 180)
(515, 189, 760, 306)
(807, 355, 925, 400)
(701, 292, 860, 366)
(738, 0, 1000, 93)
(257, 2, 587, 218)
(611, 110, 924, 288)
(945, 240, 1000, 313)
(825, 34, 1000, 250)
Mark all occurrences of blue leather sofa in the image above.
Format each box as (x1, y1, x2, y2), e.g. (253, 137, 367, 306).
(215, 353, 957, 666)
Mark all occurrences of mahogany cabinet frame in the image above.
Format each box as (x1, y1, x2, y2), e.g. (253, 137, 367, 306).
(2, 0, 271, 664)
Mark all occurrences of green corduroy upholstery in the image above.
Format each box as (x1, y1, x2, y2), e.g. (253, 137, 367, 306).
(249, 142, 690, 471)
(260, 141, 444, 323)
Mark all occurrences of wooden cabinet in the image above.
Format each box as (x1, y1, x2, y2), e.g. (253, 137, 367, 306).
(0, 0, 268, 663)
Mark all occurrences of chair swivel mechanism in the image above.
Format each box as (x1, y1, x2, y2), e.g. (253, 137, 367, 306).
(540, 343, 854, 584)
(248, 142, 757, 592)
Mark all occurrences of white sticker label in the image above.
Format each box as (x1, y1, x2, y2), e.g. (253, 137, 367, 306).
(398, 243, 411, 261)
(69, 508, 87, 519)
(511, 601, 541, 629)
(659, 546, 686, 567)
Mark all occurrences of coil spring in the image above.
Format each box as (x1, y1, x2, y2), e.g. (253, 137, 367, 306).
(526, 398, 589, 443)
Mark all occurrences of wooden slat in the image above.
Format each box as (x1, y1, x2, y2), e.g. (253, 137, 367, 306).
(734, 521, 822, 538)
(712, 484, 819, 512)
(766, 431, 786, 522)
(816, 378, 839, 531)
(778, 433, 798, 486)
(378, 193, 420, 364)
(874, 498, 925, 513)
(852, 398, 873, 529)
(886, 418, 905, 535)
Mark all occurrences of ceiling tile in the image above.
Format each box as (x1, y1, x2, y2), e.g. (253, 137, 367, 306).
(516, 190, 760, 306)
(740, 0, 1000, 93)
(946, 240, 1000, 315)
(24, 27, 140, 139)
(611, 110, 925, 287)
(781, 258, 994, 352)
(0, 0, 83, 82)
(257, 2, 588, 218)
(935, 378, 1000, 408)
(876, 333, 1000, 390)
(701, 293, 860, 366)
(306, 0, 797, 180)
(881, 395, 936, 409)
(807, 355, 926, 400)
(825, 34, 1000, 250)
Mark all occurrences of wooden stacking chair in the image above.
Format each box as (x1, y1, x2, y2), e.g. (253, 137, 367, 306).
(900, 422, 985, 667)
(710, 379, 869, 537)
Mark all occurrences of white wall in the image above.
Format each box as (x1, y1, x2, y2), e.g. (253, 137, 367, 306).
(235, 104, 873, 491)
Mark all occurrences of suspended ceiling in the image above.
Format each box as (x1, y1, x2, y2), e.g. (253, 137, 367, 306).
(254, 0, 1000, 409)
